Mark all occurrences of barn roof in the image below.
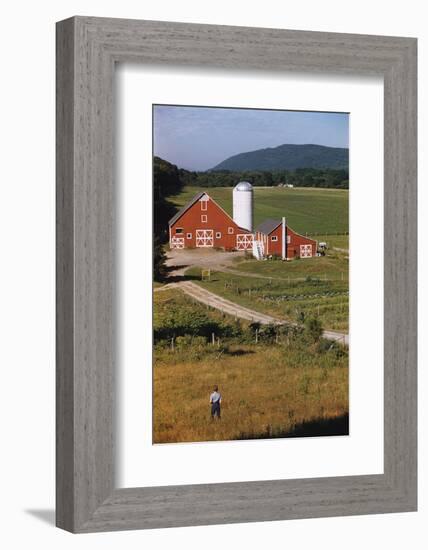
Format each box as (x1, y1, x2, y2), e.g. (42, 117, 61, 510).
(255, 218, 282, 235)
(168, 192, 206, 226)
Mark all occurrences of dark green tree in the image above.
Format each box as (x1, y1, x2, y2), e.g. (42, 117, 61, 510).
(153, 236, 167, 282)
(304, 317, 323, 342)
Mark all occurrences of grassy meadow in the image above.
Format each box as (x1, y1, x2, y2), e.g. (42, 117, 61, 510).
(153, 290, 348, 444)
(313, 234, 349, 250)
(170, 185, 349, 235)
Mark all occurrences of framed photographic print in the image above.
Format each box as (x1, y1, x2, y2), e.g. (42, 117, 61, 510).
(152, 104, 350, 445)
(56, 17, 417, 532)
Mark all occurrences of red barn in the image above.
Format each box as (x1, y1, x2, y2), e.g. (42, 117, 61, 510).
(255, 218, 317, 259)
(168, 192, 253, 251)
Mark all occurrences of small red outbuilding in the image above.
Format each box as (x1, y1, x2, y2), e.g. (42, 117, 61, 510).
(254, 218, 317, 259)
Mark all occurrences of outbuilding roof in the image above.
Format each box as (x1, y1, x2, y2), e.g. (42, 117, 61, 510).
(255, 218, 282, 235)
(168, 191, 206, 226)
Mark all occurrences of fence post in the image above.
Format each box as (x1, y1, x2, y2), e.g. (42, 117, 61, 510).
(171, 337, 175, 352)
(212, 332, 215, 346)
(255, 328, 259, 344)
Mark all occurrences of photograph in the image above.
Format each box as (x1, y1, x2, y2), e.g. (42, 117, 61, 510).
(152, 104, 349, 444)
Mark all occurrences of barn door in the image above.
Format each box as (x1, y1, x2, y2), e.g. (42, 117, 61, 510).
(236, 234, 254, 250)
(196, 229, 214, 247)
(170, 236, 184, 249)
(300, 244, 312, 258)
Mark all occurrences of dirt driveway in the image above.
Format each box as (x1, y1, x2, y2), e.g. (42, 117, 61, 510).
(162, 248, 349, 345)
(165, 248, 246, 277)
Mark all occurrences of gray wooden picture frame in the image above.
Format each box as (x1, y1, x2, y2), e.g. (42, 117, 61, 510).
(56, 16, 417, 533)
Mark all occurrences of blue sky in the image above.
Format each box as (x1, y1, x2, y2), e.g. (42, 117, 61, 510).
(153, 105, 349, 171)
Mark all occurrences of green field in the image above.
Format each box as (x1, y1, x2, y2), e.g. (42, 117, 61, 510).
(170, 186, 349, 235)
(313, 234, 349, 250)
(231, 251, 348, 279)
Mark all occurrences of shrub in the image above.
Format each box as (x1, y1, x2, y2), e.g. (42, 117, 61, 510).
(317, 338, 348, 359)
(296, 309, 306, 324)
(317, 338, 333, 354)
(153, 299, 249, 343)
(175, 335, 207, 350)
(304, 317, 323, 342)
(153, 236, 167, 281)
(154, 305, 220, 341)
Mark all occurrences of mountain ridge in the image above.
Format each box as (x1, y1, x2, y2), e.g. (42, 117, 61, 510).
(211, 143, 349, 171)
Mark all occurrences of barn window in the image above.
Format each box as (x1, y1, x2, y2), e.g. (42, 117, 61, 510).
(287, 235, 291, 244)
(186, 233, 192, 239)
(201, 215, 207, 223)
(216, 232, 221, 239)
(271, 235, 278, 242)
(228, 227, 234, 234)
(175, 227, 183, 234)
(200, 200, 207, 211)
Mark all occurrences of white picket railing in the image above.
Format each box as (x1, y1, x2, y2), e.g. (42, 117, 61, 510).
(252, 239, 265, 260)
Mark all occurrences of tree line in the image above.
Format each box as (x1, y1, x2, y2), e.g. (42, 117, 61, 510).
(153, 157, 185, 279)
(179, 166, 349, 189)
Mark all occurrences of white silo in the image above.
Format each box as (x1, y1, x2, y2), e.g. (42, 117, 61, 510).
(233, 181, 253, 232)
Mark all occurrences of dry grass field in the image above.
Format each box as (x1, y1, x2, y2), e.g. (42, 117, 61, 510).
(153, 290, 348, 444)
(154, 344, 348, 443)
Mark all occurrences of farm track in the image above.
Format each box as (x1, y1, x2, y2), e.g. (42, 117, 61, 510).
(179, 281, 281, 324)
(158, 280, 349, 346)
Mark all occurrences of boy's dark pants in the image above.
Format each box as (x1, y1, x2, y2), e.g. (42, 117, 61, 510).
(211, 402, 221, 419)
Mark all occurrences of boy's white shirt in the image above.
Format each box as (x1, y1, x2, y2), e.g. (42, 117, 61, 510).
(210, 391, 221, 404)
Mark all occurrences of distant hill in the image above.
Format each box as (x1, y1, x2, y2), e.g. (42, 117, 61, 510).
(211, 144, 349, 171)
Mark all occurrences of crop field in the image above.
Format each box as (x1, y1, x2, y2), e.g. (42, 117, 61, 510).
(153, 290, 348, 444)
(170, 186, 349, 235)
(186, 251, 349, 333)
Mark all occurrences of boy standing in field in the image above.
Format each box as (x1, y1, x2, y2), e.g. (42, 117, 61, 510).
(210, 385, 222, 419)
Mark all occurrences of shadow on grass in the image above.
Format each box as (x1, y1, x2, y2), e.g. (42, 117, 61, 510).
(227, 349, 256, 357)
(235, 413, 349, 440)
(159, 265, 201, 283)
(167, 273, 201, 283)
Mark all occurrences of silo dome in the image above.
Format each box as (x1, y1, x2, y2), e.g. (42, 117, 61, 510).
(235, 181, 253, 192)
(233, 181, 253, 232)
